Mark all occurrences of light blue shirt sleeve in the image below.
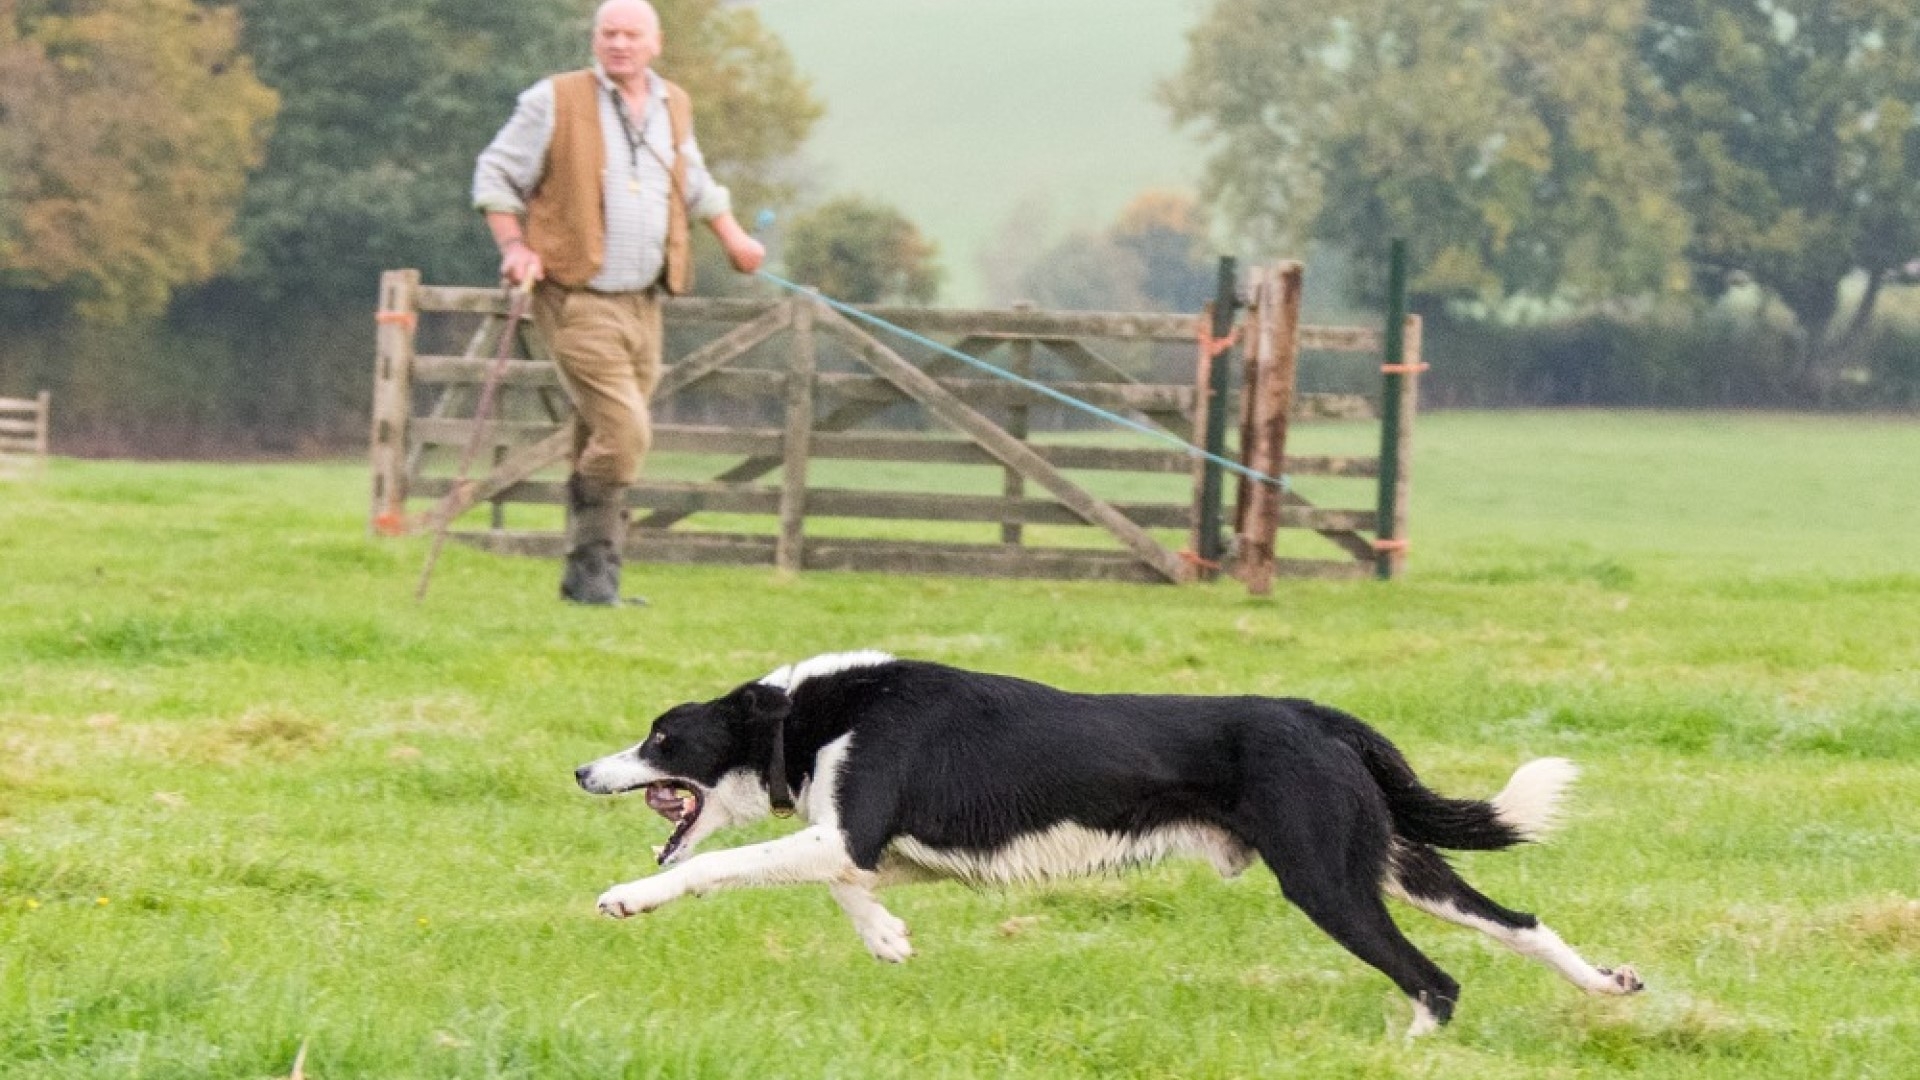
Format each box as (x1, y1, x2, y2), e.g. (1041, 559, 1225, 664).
(677, 124, 732, 222)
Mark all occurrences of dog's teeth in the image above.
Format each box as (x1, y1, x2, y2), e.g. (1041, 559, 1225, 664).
(682, 796, 697, 816)
(652, 845, 665, 860)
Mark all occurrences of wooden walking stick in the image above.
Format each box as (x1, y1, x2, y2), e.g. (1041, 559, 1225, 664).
(414, 279, 536, 602)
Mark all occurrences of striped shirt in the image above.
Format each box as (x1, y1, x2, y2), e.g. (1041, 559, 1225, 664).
(472, 66, 732, 293)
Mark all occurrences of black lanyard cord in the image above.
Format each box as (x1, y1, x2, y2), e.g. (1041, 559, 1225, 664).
(606, 79, 689, 204)
(606, 84, 651, 171)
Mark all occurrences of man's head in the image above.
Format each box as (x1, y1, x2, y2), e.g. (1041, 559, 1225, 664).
(593, 0, 662, 85)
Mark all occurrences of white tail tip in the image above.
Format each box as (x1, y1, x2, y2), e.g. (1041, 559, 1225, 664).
(1491, 757, 1578, 842)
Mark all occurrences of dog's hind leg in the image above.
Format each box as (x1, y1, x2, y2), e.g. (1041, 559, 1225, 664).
(1386, 840, 1643, 996)
(830, 874, 913, 963)
(1243, 804, 1463, 1034)
(1278, 872, 1463, 1035)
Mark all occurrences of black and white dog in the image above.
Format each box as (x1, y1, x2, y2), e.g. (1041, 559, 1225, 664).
(575, 651, 1642, 1035)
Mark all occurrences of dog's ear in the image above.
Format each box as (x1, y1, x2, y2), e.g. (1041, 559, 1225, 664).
(732, 682, 791, 730)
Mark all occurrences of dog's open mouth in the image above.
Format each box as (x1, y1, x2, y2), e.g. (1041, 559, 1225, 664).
(645, 781, 704, 865)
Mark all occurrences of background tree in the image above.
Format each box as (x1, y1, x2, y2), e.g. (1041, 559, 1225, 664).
(1164, 0, 1690, 309)
(782, 195, 941, 303)
(1107, 190, 1215, 311)
(1013, 235, 1149, 312)
(1638, 0, 1920, 391)
(990, 190, 1212, 312)
(1, 0, 818, 454)
(0, 0, 276, 319)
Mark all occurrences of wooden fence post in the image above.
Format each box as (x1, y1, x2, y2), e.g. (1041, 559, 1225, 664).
(1002, 302, 1033, 546)
(1381, 313, 1422, 579)
(777, 296, 816, 573)
(1232, 266, 1264, 546)
(1235, 261, 1303, 596)
(371, 269, 421, 533)
(489, 444, 509, 532)
(35, 391, 51, 460)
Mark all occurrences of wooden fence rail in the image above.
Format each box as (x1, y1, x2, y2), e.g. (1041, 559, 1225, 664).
(0, 391, 51, 478)
(370, 265, 1421, 587)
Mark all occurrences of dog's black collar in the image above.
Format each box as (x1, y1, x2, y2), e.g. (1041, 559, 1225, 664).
(767, 716, 796, 818)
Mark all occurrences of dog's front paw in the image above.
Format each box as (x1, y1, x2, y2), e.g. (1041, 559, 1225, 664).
(857, 912, 913, 964)
(597, 878, 681, 919)
(1597, 965, 1644, 994)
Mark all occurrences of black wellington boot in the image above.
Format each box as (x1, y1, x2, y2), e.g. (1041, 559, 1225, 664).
(560, 475, 630, 606)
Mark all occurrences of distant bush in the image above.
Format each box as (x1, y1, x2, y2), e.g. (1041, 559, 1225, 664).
(782, 197, 942, 304)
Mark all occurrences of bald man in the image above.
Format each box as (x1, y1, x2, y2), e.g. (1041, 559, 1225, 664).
(474, 0, 765, 605)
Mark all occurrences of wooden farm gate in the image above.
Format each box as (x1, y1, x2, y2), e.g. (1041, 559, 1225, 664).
(369, 264, 1421, 586)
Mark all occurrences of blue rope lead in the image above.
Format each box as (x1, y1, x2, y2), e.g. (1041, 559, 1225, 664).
(755, 270, 1287, 491)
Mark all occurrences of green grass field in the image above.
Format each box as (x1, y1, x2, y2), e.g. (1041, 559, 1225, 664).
(3, 411, 1917, 1078)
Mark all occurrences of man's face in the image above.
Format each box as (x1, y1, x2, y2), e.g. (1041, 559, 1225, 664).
(593, 6, 661, 82)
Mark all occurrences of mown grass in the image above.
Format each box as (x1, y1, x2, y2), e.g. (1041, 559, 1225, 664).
(2, 410, 1917, 1078)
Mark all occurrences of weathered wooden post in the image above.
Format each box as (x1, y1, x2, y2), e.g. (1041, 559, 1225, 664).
(371, 269, 421, 534)
(777, 296, 816, 574)
(1235, 261, 1304, 596)
(35, 391, 50, 460)
(489, 444, 509, 532)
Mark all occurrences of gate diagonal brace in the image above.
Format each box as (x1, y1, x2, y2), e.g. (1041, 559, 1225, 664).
(814, 303, 1192, 584)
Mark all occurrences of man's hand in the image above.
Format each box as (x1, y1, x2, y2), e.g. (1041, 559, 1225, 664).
(709, 213, 766, 274)
(724, 234, 766, 274)
(485, 212, 544, 288)
(500, 240, 545, 288)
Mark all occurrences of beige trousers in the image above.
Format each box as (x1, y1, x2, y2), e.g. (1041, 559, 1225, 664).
(534, 283, 663, 487)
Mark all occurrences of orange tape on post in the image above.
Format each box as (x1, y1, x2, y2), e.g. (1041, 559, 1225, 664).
(1379, 362, 1429, 375)
(1371, 538, 1411, 554)
(1196, 321, 1240, 360)
(1177, 548, 1223, 573)
(375, 310, 418, 331)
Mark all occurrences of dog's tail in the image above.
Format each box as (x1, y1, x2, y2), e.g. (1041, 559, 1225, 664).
(1310, 704, 1577, 850)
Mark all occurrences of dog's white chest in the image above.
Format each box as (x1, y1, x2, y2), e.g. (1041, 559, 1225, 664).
(888, 823, 1253, 886)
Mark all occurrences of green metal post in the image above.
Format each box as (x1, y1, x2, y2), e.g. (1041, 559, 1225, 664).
(1376, 240, 1408, 580)
(1198, 256, 1238, 568)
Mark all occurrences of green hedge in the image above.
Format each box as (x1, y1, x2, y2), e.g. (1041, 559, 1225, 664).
(1421, 315, 1920, 410)
(7, 301, 1917, 459)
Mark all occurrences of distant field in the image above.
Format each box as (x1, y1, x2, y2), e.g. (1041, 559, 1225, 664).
(756, 0, 1209, 303)
(3, 411, 1918, 1077)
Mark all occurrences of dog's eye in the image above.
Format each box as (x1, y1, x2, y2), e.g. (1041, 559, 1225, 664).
(649, 732, 669, 750)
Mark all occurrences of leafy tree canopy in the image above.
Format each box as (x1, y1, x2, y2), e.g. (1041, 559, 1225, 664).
(1640, 0, 1920, 383)
(1165, 0, 1691, 308)
(782, 195, 941, 303)
(0, 0, 276, 319)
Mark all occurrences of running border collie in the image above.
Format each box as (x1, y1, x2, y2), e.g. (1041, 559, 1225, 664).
(575, 652, 1643, 1035)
